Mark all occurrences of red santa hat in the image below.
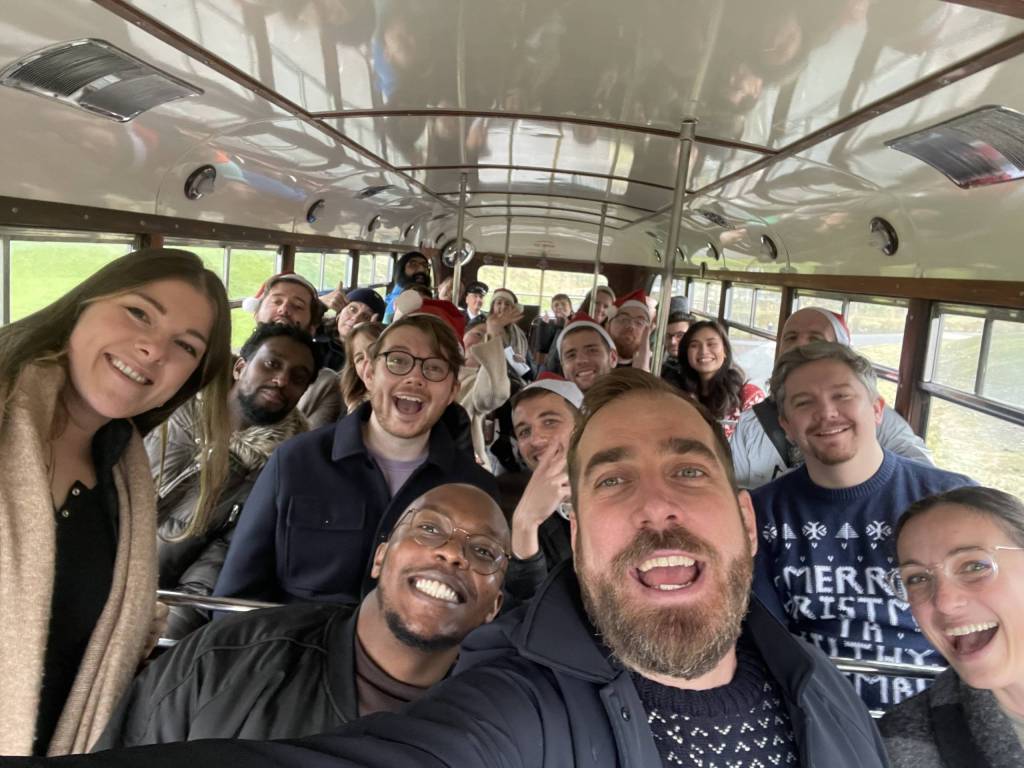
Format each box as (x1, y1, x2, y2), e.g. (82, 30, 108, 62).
(241, 272, 319, 314)
(803, 307, 852, 346)
(604, 289, 651, 321)
(393, 289, 467, 343)
(556, 310, 616, 358)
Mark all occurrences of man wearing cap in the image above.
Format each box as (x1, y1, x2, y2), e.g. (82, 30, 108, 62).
(505, 375, 582, 605)
(383, 251, 432, 322)
(606, 289, 653, 371)
(659, 298, 696, 381)
(460, 280, 488, 324)
(320, 288, 387, 371)
(557, 312, 618, 393)
(213, 304, 498, 607)
(730, 306, 932, 489)
(245, 272, 341, 429)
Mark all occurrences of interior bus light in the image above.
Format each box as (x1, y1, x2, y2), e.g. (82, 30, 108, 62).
(184, 165, 216, 200)
(869, 217, 899, 256)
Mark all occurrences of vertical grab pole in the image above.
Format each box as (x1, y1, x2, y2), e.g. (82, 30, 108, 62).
(589, 203, 608, 316)
(501, 214, 511, 288)
(651, 119, 697, 375)
(451, 173, 468, 302)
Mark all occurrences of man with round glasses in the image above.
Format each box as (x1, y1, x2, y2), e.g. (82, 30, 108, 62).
(751, 341, 974, 709)
(97, 484, 508, 747)
(214, 312, 498, 607)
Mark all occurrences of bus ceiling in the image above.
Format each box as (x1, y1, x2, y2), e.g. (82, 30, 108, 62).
(0, 1, 1023, 284)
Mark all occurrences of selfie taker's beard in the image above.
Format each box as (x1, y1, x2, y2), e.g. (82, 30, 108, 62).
(577, 525, 752, 680)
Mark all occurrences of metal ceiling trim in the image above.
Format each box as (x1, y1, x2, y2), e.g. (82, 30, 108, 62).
(942, 0, 1024, 20)
(435, 189, 658, 213)
(88, 0, 461, 213)
(316, 108, 778, 156)
(467, 213, 627, 230)
(397, 164, 674, 191)
(626, 30, 1024, 230)
(462, 203, 635, 223)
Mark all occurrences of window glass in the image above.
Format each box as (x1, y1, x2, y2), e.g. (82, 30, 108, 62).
(478, 265, 542, 307)
(983, 319, 1024, 409)
(926, 398, 1024, 497)
(358, 254, 374, 287)
(9, 240, 130, 321)
(295, 251, 323, 288)
(373, 255, 393, 289)
(227, 248, 275, 300)
(230, 307, 257, 352)
(706, 282, 721, 317)
(728, 286, 754, 325)
(322, 252, 349, 292)
(876, 377, 898, 409)
(794, 293, 844, 315)
(847, 301, 907, 371)
(752, 288, 781, 333)
(541, 269, 608, 312)
(690, 281, 708, 314)
(932, 314, 984, 392)
(728, 329, 776, 393)
(176, 245, 224, 280)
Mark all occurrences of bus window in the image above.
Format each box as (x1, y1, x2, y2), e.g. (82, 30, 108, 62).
(689, 280, 708, 314)
(294, 251, 323, 289)
(846, 300, 908, 372)
(727, 285, 754, 326)
(477, 265, 542, 307)
(793, 291, 844, 315)
(8, 236, 132, 321)
(932, 313, 984, 393)
(926, 399, 1024, 498)
(985, 320, 1024, 407)
(322, 251, 352, 292)
(724, 285, 780, 392)
(227, 247, 276, 348)
(752, 288, 781, 332)
(357, 253, 393, 299)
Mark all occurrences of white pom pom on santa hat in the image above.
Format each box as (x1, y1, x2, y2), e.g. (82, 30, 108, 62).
(393, 288, 425, 319)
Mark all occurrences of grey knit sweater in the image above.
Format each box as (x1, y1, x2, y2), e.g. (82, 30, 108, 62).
(880, 668, 1024, 768)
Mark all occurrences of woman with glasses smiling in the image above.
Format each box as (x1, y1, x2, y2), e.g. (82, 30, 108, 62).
(880, 486, 1024, 766)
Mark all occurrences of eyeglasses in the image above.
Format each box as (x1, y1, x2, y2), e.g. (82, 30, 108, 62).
(395, 508, 508, 575)
(377, 350, 452, 382)
(887, 545, 1024, 605)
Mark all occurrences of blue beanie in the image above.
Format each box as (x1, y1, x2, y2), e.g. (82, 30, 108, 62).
(345, 288, 386, 318)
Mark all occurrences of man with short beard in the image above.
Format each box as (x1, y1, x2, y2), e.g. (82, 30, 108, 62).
(95, 484, 508, 747)
(752, 342, 973, 710)
(146, 323, 318, 639)
(31, 372, 887, 767)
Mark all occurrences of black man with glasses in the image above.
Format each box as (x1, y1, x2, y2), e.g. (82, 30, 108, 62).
(98, 484, 509, 747)
(213, 311, 498, 607)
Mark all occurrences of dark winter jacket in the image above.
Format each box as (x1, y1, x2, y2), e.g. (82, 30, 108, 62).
(28, 563, 892, 768)
(146, 400, 308, 639)
(213, 401, 498, 605)
(95, 604, 360, 749)
(880, 667, 1023, 768)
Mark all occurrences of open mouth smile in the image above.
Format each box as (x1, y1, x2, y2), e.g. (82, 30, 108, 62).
(409, 575, 465, 605)
(633, 552, 703, 592)
(945, 621, 999, 657)
(108, 354, 152, 385)
(393, 393, 425, 415)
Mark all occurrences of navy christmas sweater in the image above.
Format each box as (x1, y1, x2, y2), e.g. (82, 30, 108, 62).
(751, 451, 974, 710)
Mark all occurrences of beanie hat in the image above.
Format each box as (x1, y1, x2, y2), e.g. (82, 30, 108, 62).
(803, 307, 852, 346)
(242, 272, 319, 314)
(396, 251, 431, 289)
(393, 289, 467, 342)
(345, 287, 386, 319)
(520, 373, 584, 410)
(669, 295, 692, 315)
(556, 310, 616, 358)
(604, 289, 651, 321)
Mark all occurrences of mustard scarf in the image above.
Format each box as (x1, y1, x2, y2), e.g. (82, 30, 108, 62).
(0, 363, 157, 755)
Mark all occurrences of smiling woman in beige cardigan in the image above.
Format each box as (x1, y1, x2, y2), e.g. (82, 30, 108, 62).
(0, 249, 233, 756)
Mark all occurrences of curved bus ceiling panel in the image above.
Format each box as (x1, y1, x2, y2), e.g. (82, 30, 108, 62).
(1, 0, 1023, 279)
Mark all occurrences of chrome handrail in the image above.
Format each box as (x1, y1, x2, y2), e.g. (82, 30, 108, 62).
(156, 590, 281, 613)
(830, 657, 945, 680)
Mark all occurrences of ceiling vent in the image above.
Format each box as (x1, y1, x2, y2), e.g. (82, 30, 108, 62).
(0, 39, 202, 122)
(887, 106, 1024, 189)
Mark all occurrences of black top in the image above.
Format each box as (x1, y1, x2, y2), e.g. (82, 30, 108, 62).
(33, 420, 131, 755)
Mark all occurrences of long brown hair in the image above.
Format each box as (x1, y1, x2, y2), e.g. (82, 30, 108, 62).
(0, 247, 233, 524)
(341, 321, 385, 413)
(671, 320, 746, 419)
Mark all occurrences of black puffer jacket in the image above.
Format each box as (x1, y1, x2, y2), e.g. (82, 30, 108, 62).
(145, 400, 307, 639)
